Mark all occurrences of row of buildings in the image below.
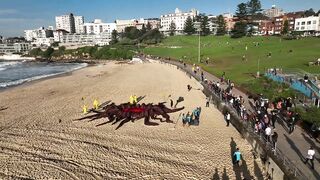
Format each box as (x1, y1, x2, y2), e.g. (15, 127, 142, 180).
(1, 5, 319, 54)
(24, 13, 161, 48)
(258, 11, 320, 36)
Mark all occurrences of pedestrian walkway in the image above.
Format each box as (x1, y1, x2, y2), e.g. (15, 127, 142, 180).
(160, 59, 320, 180)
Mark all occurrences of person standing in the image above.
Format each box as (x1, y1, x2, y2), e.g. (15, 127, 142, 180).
(288, 115, 295, 134)
(304, 146, 315, 169)
(233, 148, 241, 166)
(271, 110, 277, 129)
(206, 96, 210, 107)
(93, 99, 99, 110)
(201, 72, 204, 82)
(129, 95, 134, 104)
(271, 132, 278, 151)
(265, 125, 272, 142)
(226, 112, 231, 127)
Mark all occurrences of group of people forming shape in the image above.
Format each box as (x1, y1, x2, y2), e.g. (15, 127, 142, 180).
(181, 107, 202, 126)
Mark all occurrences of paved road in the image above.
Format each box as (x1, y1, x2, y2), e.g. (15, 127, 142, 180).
(160, 59, 320, 180)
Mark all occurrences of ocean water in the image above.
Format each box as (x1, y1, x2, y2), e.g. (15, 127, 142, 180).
(0, 60, 87, 89)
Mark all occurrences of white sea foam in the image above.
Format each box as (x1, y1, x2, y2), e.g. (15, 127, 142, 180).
(0, 63, 87, 88)
(0, 61, 21, 71)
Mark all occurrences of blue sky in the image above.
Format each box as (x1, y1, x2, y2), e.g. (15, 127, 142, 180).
(0, 0, 319, 37)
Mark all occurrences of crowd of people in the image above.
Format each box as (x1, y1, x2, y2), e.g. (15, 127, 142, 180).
(181, 107, 201, 126)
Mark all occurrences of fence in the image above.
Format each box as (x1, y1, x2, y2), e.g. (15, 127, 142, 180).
(157, 59, 308, 180)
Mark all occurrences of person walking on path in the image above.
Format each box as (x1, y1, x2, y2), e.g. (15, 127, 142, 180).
(288, 115, 296, 134)
(304, 146, 315, 169)
(225, 112, 231, 127)
(233, 148, 241, 166)
(206, 96, 210, 107)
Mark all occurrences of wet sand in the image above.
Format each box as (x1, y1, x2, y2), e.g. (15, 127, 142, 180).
(0, 61, 264, 179)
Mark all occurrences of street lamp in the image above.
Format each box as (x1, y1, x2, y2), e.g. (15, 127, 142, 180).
(194, 22, 201, 63)
(257, 58, 260, 78)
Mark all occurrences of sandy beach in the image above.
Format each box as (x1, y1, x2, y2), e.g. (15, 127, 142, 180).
(0, 61, 264, 179)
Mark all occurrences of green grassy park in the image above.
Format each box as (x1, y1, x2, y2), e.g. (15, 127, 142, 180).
(144, 36, 320, 99)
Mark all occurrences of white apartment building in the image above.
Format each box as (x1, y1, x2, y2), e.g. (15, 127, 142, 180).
(83, 19, 116, 35)
(60, 32, 112, 46)
(160, 8, 199, 34)
(24, 27, 53, 42)
(115, 19, 137, 32)
(56, 13, 84, 33)
(74, 16, 84, 34)
(0, 43, 31, 54)
(263, 5, 285, 18)
(295, 15, 320, 36)
(32, 37, 55, 47)
(53, 29, 68, 42)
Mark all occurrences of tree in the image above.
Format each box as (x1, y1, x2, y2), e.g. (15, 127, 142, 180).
(196, 14, 210, 36)
(146, 22, 152, 31)
(51, 42, 59, 47)
(139, 29, 164, 44)
(43, 47, 54, 59)
(141, 24, 147, 35)
(29, 48, 42, 57)
(110, 30, 118, 45)
(236, 3, 248, 21)
(297, 106, 320, 126)
(246, 0, 261, 36)
(304, 8, 316, 17)
(247, 0, 262, 17)
(317, 10, 320, 16)
(281, 20, 289, 35)
(216, 15, 226, 36)
(231, 21, 247, 38)
(184, 16, 195, 35)
(169, 21, 176, 36)
(123, 26, 141, 39)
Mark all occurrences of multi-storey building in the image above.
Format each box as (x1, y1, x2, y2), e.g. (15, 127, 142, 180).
(83, 19, 116, 35)
(0, 43, 31, 54)
(258, 20, 274, 35)
(263, 5, 285, 18)
(115, 19, 137, 33)
(160, 8, 199, 35)
(208, 15, 218, 35)
(274, 12, 304, 34)
(74, 16, 84, 34)
(60, 32, 112, 46)
(295, 15, 320, 36)
(145, 18, 161, 30)
(24, 27, 54, 41)
(223, 13, 237, 33)
(56, 13, 84, 34)
(32, 38, 55, 47)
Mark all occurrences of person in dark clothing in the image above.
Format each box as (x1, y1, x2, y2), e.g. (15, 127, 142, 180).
(271, 132, 278, 150)
(206, 97, 210, 107)
(187, 85, 192, 91)
(201, 72, 204, 82)
(271, 110, 277, 129)
(288, 115, 296, 134)
(304, 74, 309, 83)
